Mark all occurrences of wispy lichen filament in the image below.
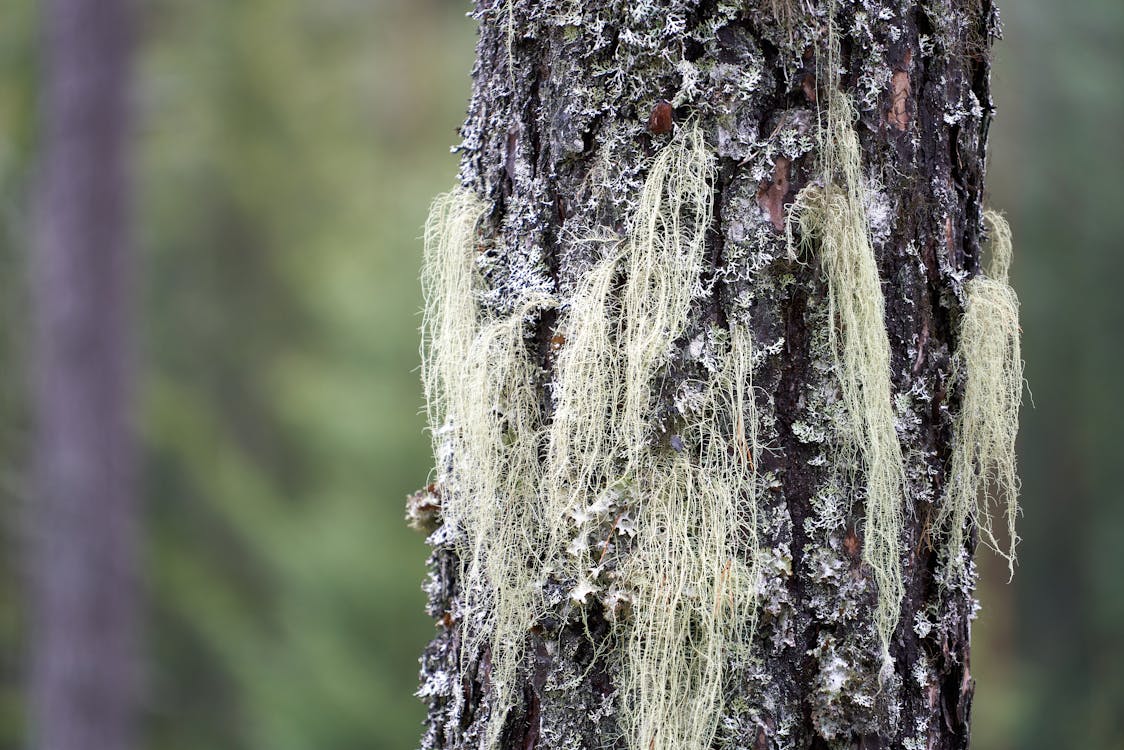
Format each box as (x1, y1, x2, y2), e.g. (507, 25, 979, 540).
(939, 210, 1022, 582)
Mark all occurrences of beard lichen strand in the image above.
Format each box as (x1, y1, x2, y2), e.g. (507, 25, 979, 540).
(420, 187, 558, 747)
(422, 125, 766, 749)
(544, 121, 715, 582)
(420, 188, 488, 448)
(792, 89, 909, 672)
(620, 122, 714, 461)
(454, 292, 558, 750)
(543, 250, 622, 581)
(938, 210, 1022, 583)
(618, 323, 761, 750)
(545, 124, 764, 750)
(765, 0, 799, 38)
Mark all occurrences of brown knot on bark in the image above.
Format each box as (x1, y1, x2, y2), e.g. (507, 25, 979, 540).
(647, 100, 673, 134)
(756, 156, 791, 231)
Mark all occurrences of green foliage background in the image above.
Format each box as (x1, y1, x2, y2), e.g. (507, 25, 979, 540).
(0, 1, 1120, 748)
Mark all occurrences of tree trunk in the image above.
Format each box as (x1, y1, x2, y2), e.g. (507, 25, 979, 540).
(416, 2, 996, 748)
(29, 0, 136, 748)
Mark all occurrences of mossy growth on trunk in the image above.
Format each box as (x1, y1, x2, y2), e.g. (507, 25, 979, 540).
(414, 2, 1020, 749)
(790, 87, 909, 674)
(938, 210, 1023, 583)
(422, 123, 767, 750)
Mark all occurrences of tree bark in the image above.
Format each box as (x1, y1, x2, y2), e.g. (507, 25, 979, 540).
(29, 0, 136, 748)
(417, 2, 996, 748)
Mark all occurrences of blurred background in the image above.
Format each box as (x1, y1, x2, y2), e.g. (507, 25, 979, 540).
(0, 1, 1120, 749)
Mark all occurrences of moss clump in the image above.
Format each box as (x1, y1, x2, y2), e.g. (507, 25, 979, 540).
(938, 210, 1022, 581)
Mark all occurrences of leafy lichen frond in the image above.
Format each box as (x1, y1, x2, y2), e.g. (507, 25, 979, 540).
(939, 210, 1022, 582)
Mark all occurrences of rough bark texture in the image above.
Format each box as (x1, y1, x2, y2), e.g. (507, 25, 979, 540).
(29, 0, 136, 748)
(417, 2, 996, 748)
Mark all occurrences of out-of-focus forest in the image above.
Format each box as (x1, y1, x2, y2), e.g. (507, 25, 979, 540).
(0, 1, 1120, 749)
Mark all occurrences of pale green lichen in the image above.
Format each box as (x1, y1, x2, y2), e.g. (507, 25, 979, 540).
(544, 123, 717, 590)
(421, 189, 488, 438)
(424, 125, 767, 750)
(545, 125, 764, 750)
(618, 323, 761, 750)
(619, 123, 715, 460)
(420, 0, 1001, 745)
(421, 188, 558, 747)
(543, 250, 622, 587)
(791, 87, 909, 672)
(938, 210, 1022, 582)
(777, 7, 913, 671)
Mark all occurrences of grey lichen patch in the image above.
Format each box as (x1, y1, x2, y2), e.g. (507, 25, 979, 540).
(791, 419, 828, 445)
(808, 632, 892, 740)
(846, 5, 897, 113)
(532, 627, 623, 750)
(722, 108, 816, 283)
(416, 526, 472, 748)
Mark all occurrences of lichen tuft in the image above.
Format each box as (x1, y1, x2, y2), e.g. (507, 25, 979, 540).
(938, 210, 1022, 582)
(421, 187, 558, 747)
(790, 88, 909, 671)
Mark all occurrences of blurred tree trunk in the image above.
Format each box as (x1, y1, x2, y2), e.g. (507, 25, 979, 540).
(29, 0, 136, 749)
(418, 2, 996, 748)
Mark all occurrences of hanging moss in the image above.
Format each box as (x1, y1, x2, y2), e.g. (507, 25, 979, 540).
(939, 210, 1022, 582)
(420, 189, 488, 442)
(791, 88, 909, 672)
(618, 323, 761, 750)
(544, 125, 764, 750)
(543, 250, 622, 584)
(421, 188, 558, 747)
(422, 122, 770, 750)
(544, 121, 719, 593)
